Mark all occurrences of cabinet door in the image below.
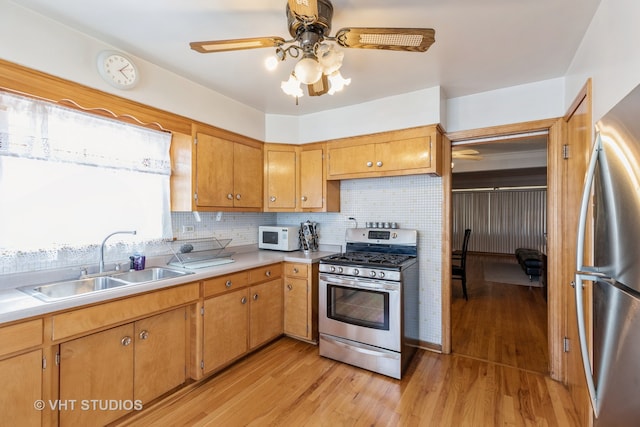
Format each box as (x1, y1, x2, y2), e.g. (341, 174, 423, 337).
(233, 142, 263, 208)
(327, 143, 376, 177)
(284, 277, 309, 339)
(134, 308, 186, 404)
(375, 136, 431, 172)
(195, 132, 234, 208)
(202, 289, 249, 373)
(249, 279, 284, 349)
(300, 148, 323, 209)
(60, 323, 134, 426)
(0, 350, 42, 426)
(266, 148, 296, 210)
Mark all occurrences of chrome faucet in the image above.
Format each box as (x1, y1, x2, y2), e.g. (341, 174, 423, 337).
(99, 230, 137, 273)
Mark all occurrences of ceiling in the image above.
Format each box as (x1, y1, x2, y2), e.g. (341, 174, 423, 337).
(10, 0, 601, 116)
(452, 135, 548, 173)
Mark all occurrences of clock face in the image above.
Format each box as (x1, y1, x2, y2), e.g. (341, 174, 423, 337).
(97, 51, 139, 89)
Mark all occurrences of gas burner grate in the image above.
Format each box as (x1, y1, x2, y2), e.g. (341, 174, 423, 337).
(323, 251, 413, 267)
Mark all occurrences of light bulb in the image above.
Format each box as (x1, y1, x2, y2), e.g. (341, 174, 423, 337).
(281, 74, 304, 98)
(265, 56, 279, 71)
(294, 57, 323, 85)
(317, 44, 344, 75)
(327, 71, 351, 95)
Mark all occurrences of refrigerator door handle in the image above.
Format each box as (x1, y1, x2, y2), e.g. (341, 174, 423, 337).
(574, 133, 602, 417)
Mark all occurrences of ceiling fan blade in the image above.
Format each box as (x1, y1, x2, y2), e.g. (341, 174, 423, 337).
(190, 36, 285, 53)
(308, 74, 329, 96)
(287, 0, 319, 23)
(452, 149, 481, 156)
(335, 28, 435, 52)
(452, 154, 483, 160)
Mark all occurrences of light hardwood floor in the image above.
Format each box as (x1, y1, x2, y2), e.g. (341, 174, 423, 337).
(114, 338, 578, 426)
(116, 324, 577, 426)
(452, 254, 548, 374)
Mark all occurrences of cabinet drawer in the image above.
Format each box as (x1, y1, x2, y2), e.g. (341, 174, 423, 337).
(0, 319, 42, 357)
(284, 263, 309, 278)
(249, 263, 282, 284)
(203, 271, 249, 298)
(51, 282, 199, 342)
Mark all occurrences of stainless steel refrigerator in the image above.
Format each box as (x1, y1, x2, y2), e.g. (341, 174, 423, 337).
(575, 84, 640, 426)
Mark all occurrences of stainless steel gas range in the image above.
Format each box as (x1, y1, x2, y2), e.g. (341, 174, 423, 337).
(318, 227, 419, 379)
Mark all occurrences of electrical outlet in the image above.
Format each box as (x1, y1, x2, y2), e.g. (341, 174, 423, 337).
(216, 212, 223, 221)
(182, 225, 195, 233)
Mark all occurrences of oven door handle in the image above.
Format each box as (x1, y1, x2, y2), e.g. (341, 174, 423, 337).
(321, 335, 400, 360)
(319, 274, 399, 292)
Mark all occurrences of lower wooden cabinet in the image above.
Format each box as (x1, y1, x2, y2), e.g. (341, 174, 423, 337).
(283, 262, 319, 343)
(0, 349, 43, 426)
(202, 288, 249, 374)
(134, 308, 187, 404)
(0, 318, 44, 426)
(249, 279, 283, 349)
(59, 308, 187, 426)
(201, 263, 283, 375)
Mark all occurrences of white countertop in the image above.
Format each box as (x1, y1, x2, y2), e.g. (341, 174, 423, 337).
(0, 248, 337, 325)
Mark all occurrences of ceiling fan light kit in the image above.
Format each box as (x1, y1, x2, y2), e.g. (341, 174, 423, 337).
(190, 0, 435, 102)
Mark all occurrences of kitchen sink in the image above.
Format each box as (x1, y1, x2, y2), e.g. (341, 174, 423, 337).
(19, 267, 193, 302)
(111, 267, 191, 283)
(20, 276, 130, 302)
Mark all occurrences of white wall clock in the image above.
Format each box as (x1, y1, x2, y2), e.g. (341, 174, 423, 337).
(96, 50, 139, 90)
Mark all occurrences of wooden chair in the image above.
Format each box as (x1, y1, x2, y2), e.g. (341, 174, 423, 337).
(452, 229, 471, 300)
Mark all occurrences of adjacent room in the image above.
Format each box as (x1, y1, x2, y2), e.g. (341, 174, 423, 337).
(450, 134, 549, 373)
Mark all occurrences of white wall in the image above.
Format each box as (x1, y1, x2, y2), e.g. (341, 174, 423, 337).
(445, 78, 566, 133)
(265, 87, 443, 143)
(0, 0, 266, 141)
(565, 0, 640, 122)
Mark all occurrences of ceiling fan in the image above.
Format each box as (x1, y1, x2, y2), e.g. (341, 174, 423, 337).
(190, 0, 435, 98)
(452, 148, 483, 160)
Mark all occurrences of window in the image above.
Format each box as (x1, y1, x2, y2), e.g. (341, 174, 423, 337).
(0, 91, 172, 254)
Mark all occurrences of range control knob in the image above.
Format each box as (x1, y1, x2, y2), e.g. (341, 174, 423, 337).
(369, 271, 377, 277)
(338, 267, 344, 273)
(379, 271, 386, 278)
(330, 266, 336, 272)
(353, 268, 360, 276)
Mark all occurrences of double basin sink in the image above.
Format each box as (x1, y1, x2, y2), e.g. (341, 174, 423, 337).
(19, 267, 193, 302)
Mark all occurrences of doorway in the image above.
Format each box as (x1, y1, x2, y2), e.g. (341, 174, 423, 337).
(444, 119, 561, 375)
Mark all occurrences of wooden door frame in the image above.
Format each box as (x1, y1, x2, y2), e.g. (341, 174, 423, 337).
(443, 119, 562, 379)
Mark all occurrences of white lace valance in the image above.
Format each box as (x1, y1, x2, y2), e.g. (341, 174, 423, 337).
(0, 91, 171, 175)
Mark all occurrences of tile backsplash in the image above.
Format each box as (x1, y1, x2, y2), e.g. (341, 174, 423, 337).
(2, 174, 443, 345)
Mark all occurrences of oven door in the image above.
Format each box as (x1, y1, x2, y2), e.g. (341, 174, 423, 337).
(319, 273, 401, 351)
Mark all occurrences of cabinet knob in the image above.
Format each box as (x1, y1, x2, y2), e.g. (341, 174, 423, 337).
(293, 267, 299, 273)
(301, 196, 307, 202)
(253, 293, 259, 301)
(241, 296, 247, 304)
(376, 161, 383, 167)
(227, 193, 233, 200)
(121, 336, 132, 346)
(366, 161, 373, 167)
(265, 270, 271, 277)
(287, 284, 293, 291)
(139, 330, 149, 340)
(225, 280, 232, 288)
(270, 196, 276, 202)
(236, 194, 241, 200)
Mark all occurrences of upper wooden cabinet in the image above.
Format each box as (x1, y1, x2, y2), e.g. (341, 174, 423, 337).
(264, 144, 297, 211)
(326, 125, 443, 179)
(196, 132, 263, 210)
(170, 125, 263, 212)
(263, 142, 340, 212)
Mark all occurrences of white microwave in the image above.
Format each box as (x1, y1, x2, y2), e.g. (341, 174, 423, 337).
(258, 225, 300, 251)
